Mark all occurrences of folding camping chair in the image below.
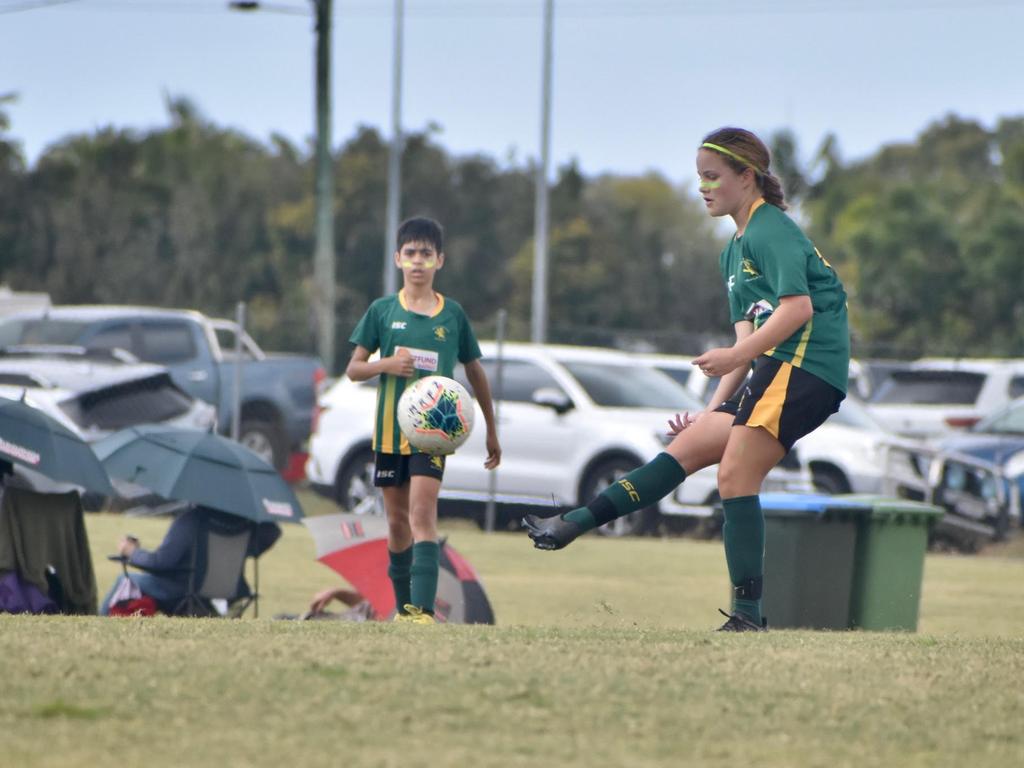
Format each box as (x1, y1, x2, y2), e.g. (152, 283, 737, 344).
(0, 485, 98, 614)
(112, 516, 262, 618)
(175, 520, 261, 618)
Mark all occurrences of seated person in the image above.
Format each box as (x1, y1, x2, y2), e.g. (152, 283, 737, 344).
(100, 505, 281, 615)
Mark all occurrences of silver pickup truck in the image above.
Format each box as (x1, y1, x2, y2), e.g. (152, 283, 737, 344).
(0, 306, 324, 471)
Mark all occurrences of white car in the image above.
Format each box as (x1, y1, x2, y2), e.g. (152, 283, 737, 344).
(632, 352, 930, 496)
(306, 342, 810, 536)
(867, 358, 1024, 438)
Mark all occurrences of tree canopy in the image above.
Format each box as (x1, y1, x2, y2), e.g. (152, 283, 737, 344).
(1, 101, 1022, 369)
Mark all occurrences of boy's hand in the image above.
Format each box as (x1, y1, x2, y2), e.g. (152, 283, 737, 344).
(484, 432, 502, 469)
(385, 348, 415, 377)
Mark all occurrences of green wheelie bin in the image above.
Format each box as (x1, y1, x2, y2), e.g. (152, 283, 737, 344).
(756, 493, 867, 630)
(843, 495, 945, 631)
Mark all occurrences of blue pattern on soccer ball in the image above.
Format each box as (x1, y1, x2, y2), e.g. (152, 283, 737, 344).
(418, 390, 467, 439)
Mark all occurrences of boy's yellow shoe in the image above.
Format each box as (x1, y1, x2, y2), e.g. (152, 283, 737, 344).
(395, 604, 435, 625)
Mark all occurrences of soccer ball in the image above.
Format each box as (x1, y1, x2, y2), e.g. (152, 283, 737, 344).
(397, 376, 475, 455)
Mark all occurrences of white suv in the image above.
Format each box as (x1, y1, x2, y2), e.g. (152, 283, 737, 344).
(867, 358, 1024, 438)
(305, 342, 810, 536)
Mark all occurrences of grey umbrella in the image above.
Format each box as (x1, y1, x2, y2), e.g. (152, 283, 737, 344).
(0, 394, 113, 495)
(93, 424, 302, 524)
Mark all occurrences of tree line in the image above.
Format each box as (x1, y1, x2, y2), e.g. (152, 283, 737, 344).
(1, 94, 1022, 370)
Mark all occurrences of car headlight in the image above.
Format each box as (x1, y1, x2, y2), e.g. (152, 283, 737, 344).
(1004, 452, 1024, 480)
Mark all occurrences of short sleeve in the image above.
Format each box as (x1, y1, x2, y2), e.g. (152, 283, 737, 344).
(749, 217, 813, 298)
(457, 307, 482, 363)
(349, 302, 380, 352)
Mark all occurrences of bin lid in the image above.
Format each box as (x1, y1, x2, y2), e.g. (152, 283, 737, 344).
(836, 494, 945, 521)
(758, 492, 872, 517)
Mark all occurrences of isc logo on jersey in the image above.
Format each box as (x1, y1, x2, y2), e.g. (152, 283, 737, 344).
(391, 321, 407, 330)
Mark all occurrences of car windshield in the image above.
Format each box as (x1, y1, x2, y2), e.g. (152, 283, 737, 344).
(972, 400, 1024, 435)
(870, 370, 985, 405)
(0, 318, 91, 347)
(561, 361, 702, 409)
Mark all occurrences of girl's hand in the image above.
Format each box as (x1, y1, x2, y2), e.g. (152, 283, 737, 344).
(693, 347, 744, 378)
(667, 410, 701, 436)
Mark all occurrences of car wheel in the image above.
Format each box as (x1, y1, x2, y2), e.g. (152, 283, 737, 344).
(811, 465, 850, 495)
(335, 447, 382, 516)
(580, 456, 658, 537)
(239, 419, 287, 470)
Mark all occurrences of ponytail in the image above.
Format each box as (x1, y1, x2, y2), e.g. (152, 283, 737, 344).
(759, 172, 787, 210)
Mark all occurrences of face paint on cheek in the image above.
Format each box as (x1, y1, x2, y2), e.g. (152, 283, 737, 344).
(401, 256, 437, 269)
(699, 179, 722, 191)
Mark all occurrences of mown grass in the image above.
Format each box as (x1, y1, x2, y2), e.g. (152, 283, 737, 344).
(2, 494, 1024, 768)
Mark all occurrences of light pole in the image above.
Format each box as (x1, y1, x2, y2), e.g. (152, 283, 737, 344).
(531, 0, 554, 344)
(229, 1, 336, 374)
(312, 0, 336, 374)
(383, 0, 404, 296)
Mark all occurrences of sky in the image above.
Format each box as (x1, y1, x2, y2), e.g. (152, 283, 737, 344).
(2, 0, 1024, 186)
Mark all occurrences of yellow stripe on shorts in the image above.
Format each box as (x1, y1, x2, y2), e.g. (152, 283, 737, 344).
(380, 377, 397, 453)
(747, 362, 792, 440)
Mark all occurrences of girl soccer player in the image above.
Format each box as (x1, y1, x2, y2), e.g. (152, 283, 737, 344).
(524, 127, 850, 631)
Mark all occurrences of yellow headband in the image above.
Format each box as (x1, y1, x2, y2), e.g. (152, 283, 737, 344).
(701, 142, 765, 175)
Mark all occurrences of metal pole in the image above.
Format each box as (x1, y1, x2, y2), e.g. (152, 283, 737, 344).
(231, 301, 246, 442)
(313, 0, 337, 373)
(383, 0, 405, 296)
(531, 0, 554, 343)
(484, 309, 507, 532)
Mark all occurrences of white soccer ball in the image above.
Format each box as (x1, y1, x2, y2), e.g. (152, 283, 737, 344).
(397, 375, 475, 455)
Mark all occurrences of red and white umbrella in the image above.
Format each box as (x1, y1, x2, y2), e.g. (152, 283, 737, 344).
(302, 513, 495, 624)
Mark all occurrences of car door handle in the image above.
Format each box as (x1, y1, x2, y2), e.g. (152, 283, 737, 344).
(188, 369, 209, 382)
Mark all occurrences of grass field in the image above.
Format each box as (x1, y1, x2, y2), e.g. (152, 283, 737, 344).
(2, 493, 1024, 767)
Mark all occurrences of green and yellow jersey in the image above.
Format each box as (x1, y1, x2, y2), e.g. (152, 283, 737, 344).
(349, 290, 482, 454)
(720, 200, 850, 394)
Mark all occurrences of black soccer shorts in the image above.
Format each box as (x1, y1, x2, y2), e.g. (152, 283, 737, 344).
(373, 451, 446, 487)
(714, 356, 844, 451)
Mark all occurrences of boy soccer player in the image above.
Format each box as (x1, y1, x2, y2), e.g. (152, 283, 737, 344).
(524, 128, 849, 631)
(346, 216, 501, 623)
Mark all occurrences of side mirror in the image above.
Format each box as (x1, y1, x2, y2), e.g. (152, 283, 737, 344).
(532, 387, 573, 414)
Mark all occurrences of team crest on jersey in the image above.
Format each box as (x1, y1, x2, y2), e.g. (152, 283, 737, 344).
(433, 326, 447, 341)
(741, 259, 760, 277)
(391, 321, 407, 330)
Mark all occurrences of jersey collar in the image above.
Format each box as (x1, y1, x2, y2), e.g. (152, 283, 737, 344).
(398, 289, 445, 318)
(735, 197, 766, 240)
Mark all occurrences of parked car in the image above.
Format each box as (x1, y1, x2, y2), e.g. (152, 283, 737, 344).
(0, 346, 216, 442)
(632, 352, 930, 496)
(867, 358, 1024, 438)
(306, 342, 811, 536)
(0, 306, 324, 470)
(924, 395, 1024, 549)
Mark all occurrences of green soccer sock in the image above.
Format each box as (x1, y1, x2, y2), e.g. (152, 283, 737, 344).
(563, 452, 687, 530)
(387, 546, 413, 615)
(409, 540, 441, 614)
(721, 495, 765, 624)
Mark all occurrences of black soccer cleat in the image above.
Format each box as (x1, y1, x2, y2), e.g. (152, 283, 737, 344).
(716, 608, 767, 632)
(522, 513, 584, 550)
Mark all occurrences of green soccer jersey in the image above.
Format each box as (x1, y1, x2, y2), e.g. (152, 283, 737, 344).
(720, 200, 850, 394)
(349, 290, 482, 454)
